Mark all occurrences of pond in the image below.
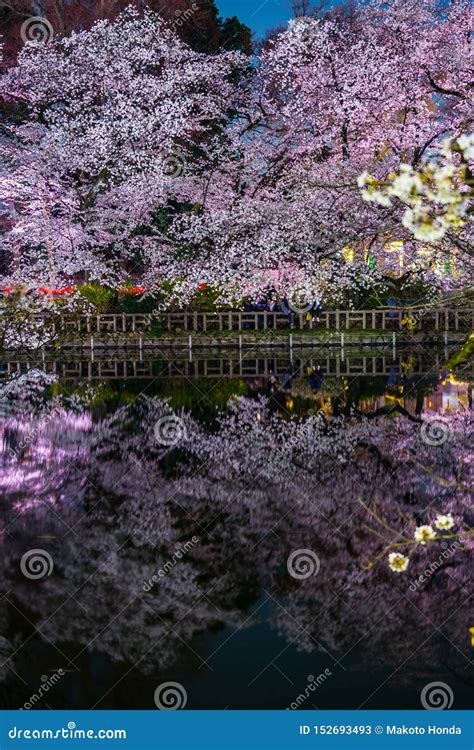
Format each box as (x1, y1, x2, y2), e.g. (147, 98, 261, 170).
(0, 348, 472, 710)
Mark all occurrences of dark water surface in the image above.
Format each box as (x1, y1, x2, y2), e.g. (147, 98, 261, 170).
(0, 348, 472, 710)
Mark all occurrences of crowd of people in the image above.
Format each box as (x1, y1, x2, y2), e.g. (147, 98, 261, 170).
(244, 291, 323, 328)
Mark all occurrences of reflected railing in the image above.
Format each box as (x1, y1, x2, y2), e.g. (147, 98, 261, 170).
(1, 350, 473, 382)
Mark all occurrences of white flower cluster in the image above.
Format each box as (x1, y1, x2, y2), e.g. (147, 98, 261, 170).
(358, 135, 473, 242)
(388, 514, 457, 573)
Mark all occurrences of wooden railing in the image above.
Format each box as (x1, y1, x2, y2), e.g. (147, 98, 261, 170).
(37, 308, 474, 335)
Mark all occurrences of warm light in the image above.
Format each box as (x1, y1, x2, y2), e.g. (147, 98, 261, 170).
(386, 240, 404, 253)
(447, 373, 467, 386)
(384, 393, 403, 405)
(342, 247, 354, 263)
(320, 396, 332, 415)
(385, 240, 404, 269)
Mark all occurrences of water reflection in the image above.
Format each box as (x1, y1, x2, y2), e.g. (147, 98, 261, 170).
(0, 355, 472, 710)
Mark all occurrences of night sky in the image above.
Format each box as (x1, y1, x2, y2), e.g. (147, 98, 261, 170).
(216, 0, 344, 39)
(216, 0, 294, 38)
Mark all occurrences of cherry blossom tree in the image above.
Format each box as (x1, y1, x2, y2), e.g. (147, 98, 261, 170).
(177, 0, 472, 300)
(0, 6, 248, 289)
(0, 0, 252, 67)
(1, 0, 472, 304)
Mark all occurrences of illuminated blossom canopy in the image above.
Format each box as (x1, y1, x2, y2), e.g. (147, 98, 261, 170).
(0, 0, 472, 301)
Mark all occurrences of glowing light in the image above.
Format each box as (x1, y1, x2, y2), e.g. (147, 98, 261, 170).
(342, 247, 354, 263)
